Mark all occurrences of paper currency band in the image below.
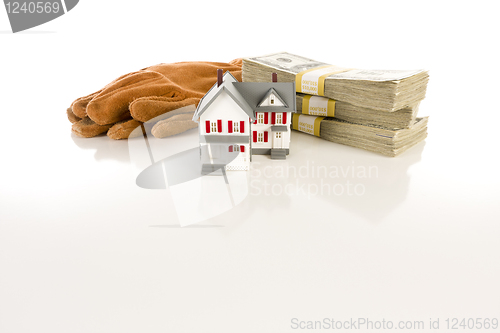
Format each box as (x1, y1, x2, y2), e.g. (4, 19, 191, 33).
(292, 113, 299, 132)
(292, 114, 325, 137)
(302, 95, 336, 117)
(313, 115, 324, 137)
(296, 65, 353, 96)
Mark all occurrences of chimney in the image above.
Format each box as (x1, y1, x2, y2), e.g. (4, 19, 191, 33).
(217, 69, 223, 87)
(272, 73, 278, 82)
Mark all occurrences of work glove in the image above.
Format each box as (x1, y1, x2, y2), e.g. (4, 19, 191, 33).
(68, 59, 242, 139)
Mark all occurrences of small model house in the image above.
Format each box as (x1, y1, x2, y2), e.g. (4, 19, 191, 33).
(192, 70, 296, 174)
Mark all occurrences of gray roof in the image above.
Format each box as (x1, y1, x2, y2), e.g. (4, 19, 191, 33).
(193, 71, 254, 122)
(193, 72, 296, 122)
(232, 82, 296, 113)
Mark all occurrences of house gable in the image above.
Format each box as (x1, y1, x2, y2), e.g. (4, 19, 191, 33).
(232, 82, 296, 115)
(193, 71, 255, 122)
(257, 88, 288, 108)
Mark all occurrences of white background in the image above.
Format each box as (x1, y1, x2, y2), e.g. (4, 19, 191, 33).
(1, 1, 499, 332)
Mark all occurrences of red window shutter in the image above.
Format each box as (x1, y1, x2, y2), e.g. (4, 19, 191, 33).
(264, 131, 268, 142)
(283, 112, 287, 124)
(264, 112, 269, 124)
(253, 115, 257, 124)
(240, 121, 245, 133)
(253, 131, 257, 143)
(205, 121, 210, 133)
(271, 112, 276, 124)
(240, 145, 245, 152)
(217, 119, 222, 132)
(228, 121, 233, 133)
(229, 145, 233, 152)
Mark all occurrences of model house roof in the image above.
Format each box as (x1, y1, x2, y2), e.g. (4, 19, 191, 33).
(232, 82, 295, 113)
(192, 71, 296, 122)
(193, 72, 254, 122)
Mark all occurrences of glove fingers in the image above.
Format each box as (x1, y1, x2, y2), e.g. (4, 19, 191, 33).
(151, 113, 197, 138)
(70, 60, 242, 139)
(130, 95, 200, 122)
(67, 108, 82, 124)
(109, 104, 197, 140)
(72, 117, 112, 138)
(70, 71, 147, 118)
(107, 119, 143, 140)
(87, 71, 182, 125)
(71, 91, 100, 118)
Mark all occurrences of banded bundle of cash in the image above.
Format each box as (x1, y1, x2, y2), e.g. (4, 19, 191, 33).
(292, 114, 428, 157)
(242, 52, 430, 156)
(243, 52, 429, 112)
(296, 93, 419, 130)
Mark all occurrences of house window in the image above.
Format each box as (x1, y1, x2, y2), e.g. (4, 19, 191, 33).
(257, 132, 264, 143)
(210, 121, 217, 133)
(233, 121, 239, 133)
(276, 113, 282, 124)
(270, 95, 275, 105)
(276, 132, 282, 139)
(257, 113, 264, 124)
(229, 145, 240, 152)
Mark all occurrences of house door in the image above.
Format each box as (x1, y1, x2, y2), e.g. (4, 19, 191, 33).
(273, 132, 283, 149)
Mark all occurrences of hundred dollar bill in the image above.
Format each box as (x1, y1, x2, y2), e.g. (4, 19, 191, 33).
(243, 52, 429, 112)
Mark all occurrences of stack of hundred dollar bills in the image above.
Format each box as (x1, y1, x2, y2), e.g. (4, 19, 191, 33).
(242, 52, 429, 157)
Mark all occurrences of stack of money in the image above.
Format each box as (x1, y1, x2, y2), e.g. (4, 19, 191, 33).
(243, 52, 429, 112)
(242, 52, 430, 156)
(296, 93, 419, 130)
(292, 114, 428, 157)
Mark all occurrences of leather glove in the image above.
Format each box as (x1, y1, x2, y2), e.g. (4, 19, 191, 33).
(68, 59, 242, 139)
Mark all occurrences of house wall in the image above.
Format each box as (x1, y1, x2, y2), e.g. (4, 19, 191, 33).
(251, 111, 291, 150)
(199, 90, 250, 137)
(199, 90, 251, 169)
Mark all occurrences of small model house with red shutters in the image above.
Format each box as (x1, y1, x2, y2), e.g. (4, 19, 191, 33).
(192, 70, 296, 174)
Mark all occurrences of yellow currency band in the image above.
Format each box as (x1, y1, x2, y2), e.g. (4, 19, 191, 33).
(328, 99, 335, 117)
(302, 95, 311, 114)
(302, 95, 336, 117)
(296, 65, 353, 96)
(292, 114, 325, 137)
(292, 113, 299, 131)
(313, 116, 324, 137)
(295, 65, 331, 94)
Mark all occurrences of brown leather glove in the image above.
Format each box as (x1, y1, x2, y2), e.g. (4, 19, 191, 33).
(68, 59, 242, 139)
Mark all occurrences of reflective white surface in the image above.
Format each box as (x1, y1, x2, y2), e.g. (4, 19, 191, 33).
(1, 1, 499, 332)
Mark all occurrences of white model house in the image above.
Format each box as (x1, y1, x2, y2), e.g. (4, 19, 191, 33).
(192, 70, 295, 174)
